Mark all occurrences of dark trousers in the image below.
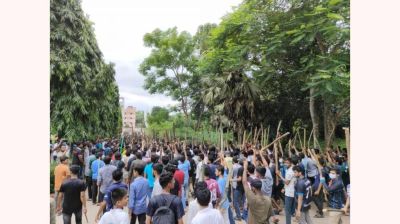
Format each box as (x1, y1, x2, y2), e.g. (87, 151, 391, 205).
(313, 190, 325, 215)
(62, 210, 82, 224)
(131, 213, 146, 224)
(99, 191, 105, 203)
(85, 176, 92, 199)
(92, 179, 98, 203)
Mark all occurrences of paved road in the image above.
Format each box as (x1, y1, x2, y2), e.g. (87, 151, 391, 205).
(55, 197, 349, 224)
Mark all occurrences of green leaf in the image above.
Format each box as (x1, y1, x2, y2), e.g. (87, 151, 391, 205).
(327, 13, 344, 20)
(290, 34, 306, 45)
(329, 0, 343, 6)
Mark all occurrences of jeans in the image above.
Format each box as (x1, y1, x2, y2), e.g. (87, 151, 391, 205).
(284, 196, 296, 224)
(233, 188, 244, 219)
(299, 209, 313, 224)
(228, 206, 235, 224)
(62, 210, 82, 224)
(147, 186, 153, 199)
(131, 212, 146, 224)
(181, 185, 186, 209)
(92, 180, 98, 203)
(85, 176, 92, 199)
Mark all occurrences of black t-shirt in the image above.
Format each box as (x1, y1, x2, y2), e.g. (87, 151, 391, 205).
(236, 167, 244, 192)
(295, 177, 312, 211)
(146, 193, 184, 224)
(59, 178, 85, 214)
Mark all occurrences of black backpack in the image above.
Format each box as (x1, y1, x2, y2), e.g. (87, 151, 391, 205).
(152, 195, 176, 224)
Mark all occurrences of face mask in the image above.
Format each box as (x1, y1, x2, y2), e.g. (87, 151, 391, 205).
(279, 159, 283, 163)
(329, 173, 337, 179)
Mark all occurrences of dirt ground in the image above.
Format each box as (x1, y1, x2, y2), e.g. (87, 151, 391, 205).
(54, 196, 350, 224)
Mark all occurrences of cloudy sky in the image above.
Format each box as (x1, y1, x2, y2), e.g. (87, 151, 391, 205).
(81, 0, 243, 112)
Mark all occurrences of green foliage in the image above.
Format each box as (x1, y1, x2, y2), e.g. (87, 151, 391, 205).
(135, 111, 146, 128)
(50, 162, 57, 194)
(50, 0, 121, 141)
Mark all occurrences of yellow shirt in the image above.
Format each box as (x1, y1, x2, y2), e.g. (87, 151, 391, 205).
(54, 164, 70, 191)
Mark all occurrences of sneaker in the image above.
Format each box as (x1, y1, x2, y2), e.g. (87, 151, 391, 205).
(314, 213, 324, 218)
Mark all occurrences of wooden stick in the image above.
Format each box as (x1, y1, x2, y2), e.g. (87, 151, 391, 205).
(343, 127, 350, 169)
(242, 130, 246, 150)
(253, 127, 258, 144)
(307, 128, 314, 150)
(261, 132, 290, 151)
(266, 125, 270, 146)
(303, 128, 306, 150)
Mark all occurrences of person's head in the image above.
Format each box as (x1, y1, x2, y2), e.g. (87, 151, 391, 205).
(284, 157, 293, 168)
(159, 171, 175, 191)
(96, 152, 102, 159)
(298, 152, 305, 159)
(104, 156, 111, 165)
(111, 188, 128, 208)
(153, 163, 163, 177)
(161, 155, 170, 166)
(199, 153, 204, 161)
(178, 155, 185, 163)
(125, 150, 131, 157)
(114, 152, 122, 160)
(208, 154, 215, 163)
(60, 155, 69, 164)
(112, 169, 123, 182)
(70, 165, 80, 176)
(196, 188, 211, 207)
(135, 151, 142, 160)
(133, 165, 145, 177)
(216, 165, 224, 177)
(329, 168, 340, 180)
(151, 154, 159, 164)
(255, 166, 266, 178)
(292, 165, 305, 177)
(203, 166, 211, 178)
(194, 181, 208, 199)
(250, 178, 263, 194)
(233, 156, 239, 164)
(248, 163, 255, 174)
(164, 163, 176, 173)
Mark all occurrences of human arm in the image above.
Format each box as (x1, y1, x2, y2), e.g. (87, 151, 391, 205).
(145, 215, 152, 224)
(95, 202, 106, 223)
(296, 194, 303, 219)
(56, 192, 64, 214)
(80, 190, 87, 215)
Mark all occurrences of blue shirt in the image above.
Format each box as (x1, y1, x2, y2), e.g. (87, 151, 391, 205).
(178, 160, 190, 185)
(144, 163, 155, 188)
(104, 181, 128, 211)
(91, 159, 105, 180)
(217, 170, 230, 209)
(129, 176, 148, 215)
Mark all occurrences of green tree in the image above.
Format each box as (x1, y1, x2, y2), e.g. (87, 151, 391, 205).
(139, 27, 197, 121)
(50, 0, 121, 141)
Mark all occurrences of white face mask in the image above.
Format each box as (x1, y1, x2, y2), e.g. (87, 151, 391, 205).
(329, 173, 337, 179)
(279, 159, 283, 163)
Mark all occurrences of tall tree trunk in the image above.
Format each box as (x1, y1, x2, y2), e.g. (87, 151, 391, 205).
(309, 88, 320, 148)
(323, 101, 337, 150)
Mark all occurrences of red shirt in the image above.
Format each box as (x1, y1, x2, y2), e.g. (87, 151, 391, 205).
(205, 178, 221, 202)
(174, 170, 185, 186)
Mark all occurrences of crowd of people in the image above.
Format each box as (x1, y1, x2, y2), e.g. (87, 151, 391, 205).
(51, 136, 350, 224)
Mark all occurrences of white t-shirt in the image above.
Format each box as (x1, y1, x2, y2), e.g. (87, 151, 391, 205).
(99, 208, 129, 224)
(284, 166, 296, 197)
(186, 199, 213, 224)
(191, 206, 224, 224)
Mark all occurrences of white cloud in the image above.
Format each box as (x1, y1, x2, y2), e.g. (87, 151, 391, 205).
(81, 0, 243, 111)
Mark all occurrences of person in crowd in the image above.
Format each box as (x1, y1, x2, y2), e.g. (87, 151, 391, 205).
(129, 164, 148, 224)
(151, 163, 164, 197)
(203, 165, 221, 208)
(56, 165, 87, 224)
(91, 152, 105, 204)
(144, 154, 158, 199)
(293, 165, 313, 224)
(191, 188, 225, 224)
(97, 156, 117, 204)
(54, 155, 71, 208)
(321, 168, 345, 210)
(145, 172, 185, 224)
(98, 188, 130, 224)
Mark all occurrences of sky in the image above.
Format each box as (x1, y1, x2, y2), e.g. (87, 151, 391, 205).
(81, 0, 243, 112)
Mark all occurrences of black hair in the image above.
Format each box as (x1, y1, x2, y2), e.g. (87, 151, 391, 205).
(135, 151, 142, 160)
(208, 154, 215, 163)
(255, 166, 266, 177)
(161, 155, 170, 166)
(216, 165, 224, 175)
(159, 171, 174, 189)
(233, 156, 239, 164)
(111, 188, 127, 205)
(115, 152, 122, 160)
(164, 163, 176, 173)
(112, 169, 123, 182)
(248, 163, 255, 174)
(298, 152, 305, 159)
(60, 155, 68, 162)
(284, 157, 293, 164)
(96, 152, 103, 158)
(179, 155, 185, 163)
(199, 154, 204, 160)
(292, 165, 304, 175)
(194, 181, 208, 197)
(153, 163, 163, 175)
(151, 154, 159, 164)
(203, 166, 211, 177)
(104, 156, 112, 165)
(70, 165, 80, 175)
(134, 166, 144, 176)
(196, 188, 211, 206)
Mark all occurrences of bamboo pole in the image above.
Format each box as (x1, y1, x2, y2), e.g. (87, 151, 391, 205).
(343, 127, 350, 169)
(266, 125, 270, 146)
(307, 129, 314, 150)
(261, 132, 290, 151)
